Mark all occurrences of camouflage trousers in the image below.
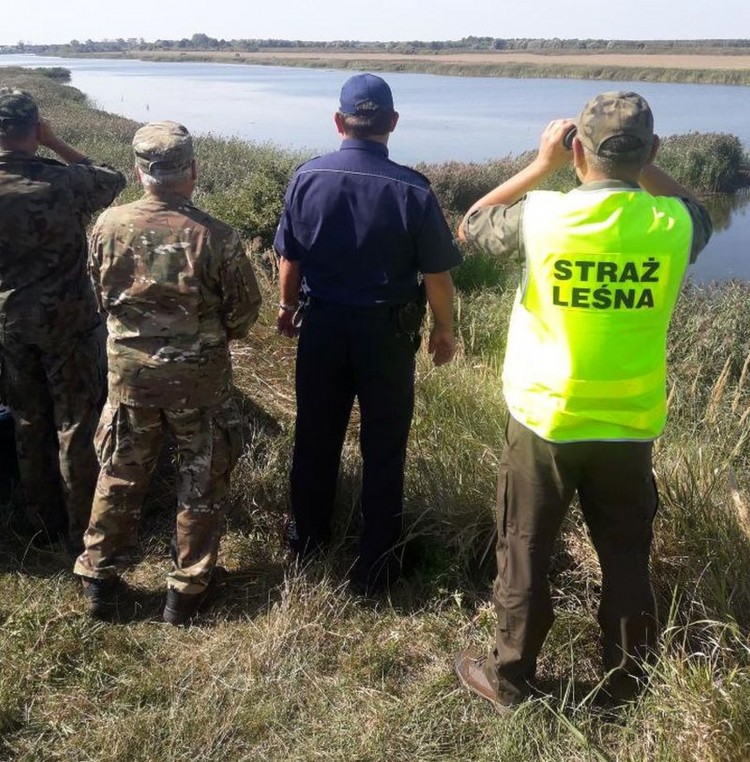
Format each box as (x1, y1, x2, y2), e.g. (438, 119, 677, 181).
(74, 397, 242, 593)
(0, 327, 105, 545)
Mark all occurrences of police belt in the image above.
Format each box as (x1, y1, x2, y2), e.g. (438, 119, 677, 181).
(307, 296, 401, 315)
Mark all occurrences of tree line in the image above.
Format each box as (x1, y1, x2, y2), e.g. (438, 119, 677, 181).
(4, 35, 750, 56)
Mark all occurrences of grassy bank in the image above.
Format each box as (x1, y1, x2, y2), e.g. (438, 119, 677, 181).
(188, 55, 750, 87)
(2, 68, 750, 761)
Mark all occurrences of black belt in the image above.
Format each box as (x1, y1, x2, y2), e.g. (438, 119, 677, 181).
(307, 297, 398, 315)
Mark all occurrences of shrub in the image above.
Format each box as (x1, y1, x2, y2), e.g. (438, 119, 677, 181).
(658, 132, 747, 193)
(193, 136, 306, 245)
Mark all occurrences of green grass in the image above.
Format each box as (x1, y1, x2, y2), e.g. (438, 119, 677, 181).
(3, 67, 750, 761)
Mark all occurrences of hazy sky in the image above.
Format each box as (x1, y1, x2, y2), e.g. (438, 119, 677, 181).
(3, 0, 749, 46)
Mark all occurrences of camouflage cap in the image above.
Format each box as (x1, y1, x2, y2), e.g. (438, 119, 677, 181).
(132, 121, 193, 176)
(576, 91, 654, 157)
(0, 88, 39, 128)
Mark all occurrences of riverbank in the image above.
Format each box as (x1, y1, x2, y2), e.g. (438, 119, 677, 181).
(56, 48, 750, 86)
(3, 67, 750, 762)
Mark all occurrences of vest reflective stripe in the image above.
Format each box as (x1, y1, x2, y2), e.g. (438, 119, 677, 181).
(502, 188, 692, 442)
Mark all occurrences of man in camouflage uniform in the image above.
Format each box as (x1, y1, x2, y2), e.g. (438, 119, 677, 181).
(454, 92, 713, 709)
(0, 88, 125, 552)
(73, 121, 262, 624)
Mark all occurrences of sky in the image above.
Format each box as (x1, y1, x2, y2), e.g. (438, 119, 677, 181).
(2, 0, 749, 46)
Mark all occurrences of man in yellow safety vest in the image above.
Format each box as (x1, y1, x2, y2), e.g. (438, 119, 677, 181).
(454, 91, 713, 709)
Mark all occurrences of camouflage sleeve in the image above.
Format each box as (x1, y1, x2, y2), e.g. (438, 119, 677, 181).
(87, 211, 107, 313)
(219, 231, 263, 340)
(463, 199, 525, 263)
(681, 198, 713, 263)
(67, 162, 127, 218)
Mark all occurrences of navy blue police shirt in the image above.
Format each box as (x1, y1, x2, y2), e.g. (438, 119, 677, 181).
(274, 138, 461, 307)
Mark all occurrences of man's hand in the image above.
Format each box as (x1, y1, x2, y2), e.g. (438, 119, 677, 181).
(36, 116, 88, 164)
(428, 325, 456, 366)
(277, 309, 299, 339)
(423, 271, 456, 365)
(277, 257, 302, 338)
(535, 118, 576, 173)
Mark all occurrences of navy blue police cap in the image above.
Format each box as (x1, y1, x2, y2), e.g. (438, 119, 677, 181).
(339, 73, 394, 115)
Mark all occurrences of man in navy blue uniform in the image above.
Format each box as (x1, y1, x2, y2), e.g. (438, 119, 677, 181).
(274, 73, 461, 593)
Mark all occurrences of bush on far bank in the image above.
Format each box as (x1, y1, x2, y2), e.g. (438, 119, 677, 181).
(658, 132, 747, 193)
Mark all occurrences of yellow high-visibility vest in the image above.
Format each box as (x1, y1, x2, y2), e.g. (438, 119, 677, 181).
(503, 187, 693, 442)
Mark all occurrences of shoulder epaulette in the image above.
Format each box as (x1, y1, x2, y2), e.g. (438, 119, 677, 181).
(408, 167, 432, 186)
(387, 159, 432, 187)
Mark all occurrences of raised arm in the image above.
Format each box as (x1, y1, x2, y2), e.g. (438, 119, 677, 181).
(638, 162, 701, 204)
(458, 119, 575, 242)
(37, 117, 90, 164)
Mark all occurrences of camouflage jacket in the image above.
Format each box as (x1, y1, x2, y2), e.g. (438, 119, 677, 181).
(0, 150, 125, 344)
(89, 192, 262, 408)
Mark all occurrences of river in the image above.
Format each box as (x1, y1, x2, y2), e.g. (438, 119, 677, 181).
(1, 53, 749, 281)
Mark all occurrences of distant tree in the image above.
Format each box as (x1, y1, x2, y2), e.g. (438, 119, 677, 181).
(190, 32, 219, 49)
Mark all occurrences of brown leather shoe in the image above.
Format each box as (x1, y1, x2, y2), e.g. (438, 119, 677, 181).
(454, 649, 526, 714)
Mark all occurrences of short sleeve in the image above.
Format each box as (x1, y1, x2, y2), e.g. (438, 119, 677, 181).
(414, 191, 462, 274)
(463, 199, 525, 263)
(273, 178, 300, 261)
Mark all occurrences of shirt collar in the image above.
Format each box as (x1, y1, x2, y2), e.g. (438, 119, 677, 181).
(142, 189, 193, 207)
(339, 138, 389, 158)
(576, 178, 640, 192)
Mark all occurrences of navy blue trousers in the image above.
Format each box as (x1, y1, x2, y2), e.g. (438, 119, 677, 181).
(290, 301, 416, 587)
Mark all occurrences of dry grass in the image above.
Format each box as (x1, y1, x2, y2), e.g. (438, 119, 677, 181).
(121, 48, 750, 71)
(5, 279, 750, 761)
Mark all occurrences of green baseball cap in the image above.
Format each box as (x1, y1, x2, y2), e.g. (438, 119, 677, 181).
(132, 121, 193, 176)
(576, 91, 654, 157)
(0, 88, 39, 128)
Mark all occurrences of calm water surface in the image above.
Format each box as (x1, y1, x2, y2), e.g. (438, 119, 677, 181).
(1, 53, 749, 281)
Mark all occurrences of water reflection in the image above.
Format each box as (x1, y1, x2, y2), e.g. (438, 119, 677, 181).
(689, 192, 750, 282)
(705, 191, 750, 233)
